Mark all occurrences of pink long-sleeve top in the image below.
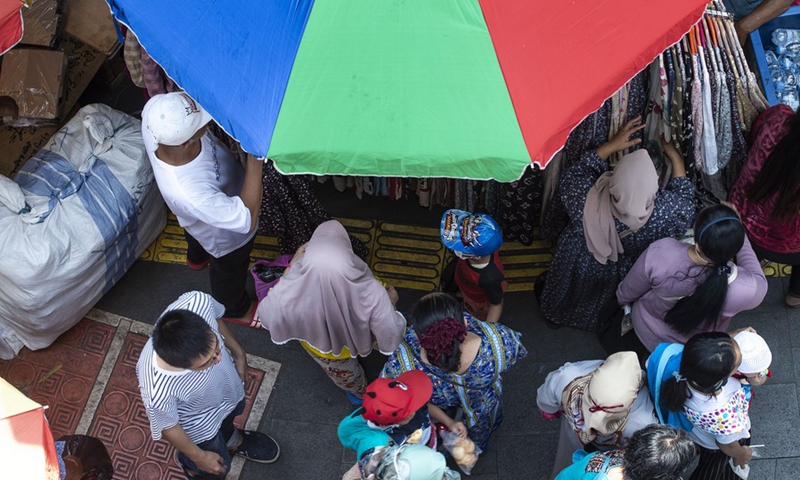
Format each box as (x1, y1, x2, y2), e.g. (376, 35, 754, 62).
(617, 236, 767, 352)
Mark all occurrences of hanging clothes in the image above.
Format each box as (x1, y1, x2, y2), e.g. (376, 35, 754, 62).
(497, 165, 544, 246)
(260, 161, 368, 259)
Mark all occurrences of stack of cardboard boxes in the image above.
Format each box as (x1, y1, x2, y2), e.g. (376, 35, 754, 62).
(0, 0, 121, 176)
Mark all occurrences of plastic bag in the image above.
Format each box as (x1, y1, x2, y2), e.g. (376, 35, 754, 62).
(728, 446, 763, 480)
(440, 428, 481, 475)
(251, 254, 293, 301)
(58, 435, 113, 480)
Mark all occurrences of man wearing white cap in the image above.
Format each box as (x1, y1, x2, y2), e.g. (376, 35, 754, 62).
(142, 92, 263, 324)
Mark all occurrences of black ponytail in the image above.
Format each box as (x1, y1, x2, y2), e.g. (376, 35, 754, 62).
(660, 332, 736, 412)
(663, 205, 744, 334)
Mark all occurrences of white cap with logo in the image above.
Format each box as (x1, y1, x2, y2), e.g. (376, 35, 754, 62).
(144, 92, 213, 146)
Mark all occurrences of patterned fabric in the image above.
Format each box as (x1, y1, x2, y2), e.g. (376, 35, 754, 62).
(683, 388, 749, 436)
(585, 450, 624, 473)
(123, 30, 145, 88)
(497, 165, 544, 245)
(307, 351, 367, 396)
(380, 314, 527, 450)
(140, 47, 178, 97)
(260, 160, 368, 259)
(729, 105, 800, 254)
(539, 150, 695, 331)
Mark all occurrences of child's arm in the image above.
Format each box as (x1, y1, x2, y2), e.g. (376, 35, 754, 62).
(427, 404, 467, 439)
(485, 299, 504, 324)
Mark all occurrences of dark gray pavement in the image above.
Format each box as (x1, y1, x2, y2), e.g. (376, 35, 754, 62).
(96, 258, 799, 479)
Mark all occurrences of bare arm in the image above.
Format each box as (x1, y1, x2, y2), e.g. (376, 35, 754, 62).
(485, 300, 504, 324)
(596, 116, 645, 161)
(717, 439, 752, 467)
(162, 424, 227, 475)
(427, 404, 467, 438)
(661, 136, 686, 179)
(240, 154, 265, 232)
(217, 320, 247, 382)
(736, 0, 794, 45)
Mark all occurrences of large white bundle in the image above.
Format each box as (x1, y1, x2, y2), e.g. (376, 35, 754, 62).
(0, 104, 166, 358)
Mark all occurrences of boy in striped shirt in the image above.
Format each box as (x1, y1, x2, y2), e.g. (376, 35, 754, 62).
(137, 291, 280, 478)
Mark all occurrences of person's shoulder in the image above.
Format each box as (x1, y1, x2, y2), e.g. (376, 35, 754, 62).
(163, 291, 222, 327)
(646, 237, 685, 253)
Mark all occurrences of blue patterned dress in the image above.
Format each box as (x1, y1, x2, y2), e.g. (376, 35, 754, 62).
(380, 314, 527, 450)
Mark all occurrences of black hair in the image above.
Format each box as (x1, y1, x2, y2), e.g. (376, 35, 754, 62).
(411, 293, 464, 372)
(747, 109, 800, 222)
(663, 204, 745, 334)
(623, 424, 698, 480)
(661, 332, 737, 412)
(151, 309, 215, 369)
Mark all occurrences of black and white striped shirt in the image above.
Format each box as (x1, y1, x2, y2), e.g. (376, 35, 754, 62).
(136, 291, 245, 443)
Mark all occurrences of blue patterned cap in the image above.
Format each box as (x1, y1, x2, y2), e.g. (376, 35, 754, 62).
(440, 209, 502, 257)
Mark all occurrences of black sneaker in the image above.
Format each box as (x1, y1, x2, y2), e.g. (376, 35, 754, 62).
(231, 430, 280, 464)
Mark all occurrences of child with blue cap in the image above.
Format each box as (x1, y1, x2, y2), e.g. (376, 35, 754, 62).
(440, 210, 506, 323)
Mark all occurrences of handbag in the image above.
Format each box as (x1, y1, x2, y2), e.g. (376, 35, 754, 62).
(251, 254, 293, 301)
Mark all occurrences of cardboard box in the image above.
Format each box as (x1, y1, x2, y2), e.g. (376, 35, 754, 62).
(64, 0, 120, 55)
(20, 0, 62, 47)
(0, 33, 106, 177)
(0, 48, 67, 120)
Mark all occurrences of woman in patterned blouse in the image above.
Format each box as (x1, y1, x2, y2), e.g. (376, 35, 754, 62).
(380, 293, 527, 451)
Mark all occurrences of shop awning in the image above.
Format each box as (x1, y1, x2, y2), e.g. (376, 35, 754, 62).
(107, 0, 708, 181)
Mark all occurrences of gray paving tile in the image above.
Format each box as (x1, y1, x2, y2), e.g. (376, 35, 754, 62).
(496, 359, 565, 437)
(246, 419, 343, 480)
(752, 276, 788, 313)
(495, 433, 556, 479)
(775, 457, 800, 479)
(262, 344, 355, 427)
(764, 347, 796, 385)
(748, 384, 800, 458)
(730, 309, 790, 351)
(748, 458, 776, 478)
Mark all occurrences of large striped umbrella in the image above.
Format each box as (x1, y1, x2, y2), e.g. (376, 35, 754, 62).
(108, 0, 708, 181)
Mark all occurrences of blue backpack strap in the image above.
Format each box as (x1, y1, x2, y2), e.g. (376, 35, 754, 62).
(648, 343, 685, 426)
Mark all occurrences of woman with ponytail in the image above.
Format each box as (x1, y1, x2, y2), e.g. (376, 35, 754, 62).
(647, 332, 752, 480)
(380, 293, 527, 451)
(729, 104, 800, 307)
(600, 204, 767, 364)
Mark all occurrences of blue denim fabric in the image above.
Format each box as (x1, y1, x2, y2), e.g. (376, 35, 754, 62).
(177, 399, 245, 479)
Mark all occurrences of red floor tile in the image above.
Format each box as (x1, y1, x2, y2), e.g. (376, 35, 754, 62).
(89, 332, 265, 479)
(0, 318, 115, 439)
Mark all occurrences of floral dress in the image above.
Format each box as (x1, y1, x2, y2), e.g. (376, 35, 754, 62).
(380, 314, 527, 450)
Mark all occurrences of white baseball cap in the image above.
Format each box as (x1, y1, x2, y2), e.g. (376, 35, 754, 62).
(144, 92, 213, 146)
(734, 331, 772, 375)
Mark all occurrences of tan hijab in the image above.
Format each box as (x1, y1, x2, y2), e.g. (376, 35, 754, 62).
(583, 150, 659, 264)
(561, 351, 643, 445)
(257, 220, 405, 357)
